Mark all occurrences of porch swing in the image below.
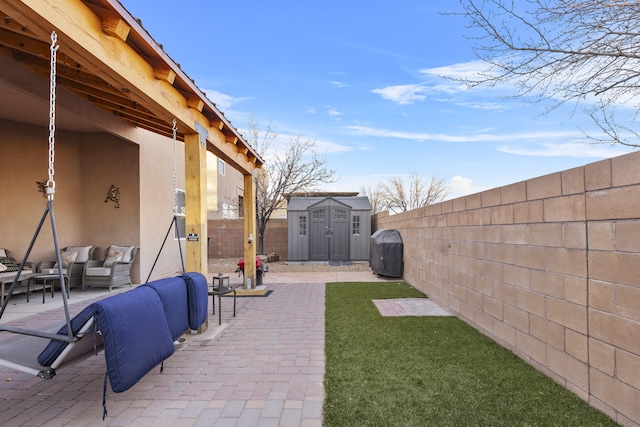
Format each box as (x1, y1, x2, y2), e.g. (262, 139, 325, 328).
(0, 33, 209, 419)
(0, 32, 100, 379)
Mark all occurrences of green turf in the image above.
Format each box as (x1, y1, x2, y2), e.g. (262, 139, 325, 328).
(324, 282, 618, 427)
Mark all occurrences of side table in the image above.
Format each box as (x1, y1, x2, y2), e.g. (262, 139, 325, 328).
(210, 275, 236, 325)
(30, 273, 69, 303)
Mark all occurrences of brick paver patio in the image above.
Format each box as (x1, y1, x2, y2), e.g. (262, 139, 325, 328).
(0, 282, 326, 426)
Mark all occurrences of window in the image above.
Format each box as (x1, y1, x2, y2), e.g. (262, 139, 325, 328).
(218, 159, 225, 176)
(352, 215, 360, 236)
(298, 216, 307, 237)
(174, 189, 186, 239)
(222, 203, 233, 219)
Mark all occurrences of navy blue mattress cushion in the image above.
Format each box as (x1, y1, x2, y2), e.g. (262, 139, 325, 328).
(94, 286, 174, 393)
(144, 276, 189, 341)
(182, 272, 209, 330)
(37, 303, 99, 367)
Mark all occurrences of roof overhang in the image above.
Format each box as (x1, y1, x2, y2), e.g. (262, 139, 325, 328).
(0, 0, 263, 174)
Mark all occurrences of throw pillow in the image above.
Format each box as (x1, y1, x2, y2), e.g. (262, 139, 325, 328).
(0, 263, 7, 272)
(0, 249, 7, 257)
(59, 251, 79, 268)
(107, 245, 129, 262)
(65, 246, 92, 263)
(0, 257, 20, 272)
(103, 250, 124, 267)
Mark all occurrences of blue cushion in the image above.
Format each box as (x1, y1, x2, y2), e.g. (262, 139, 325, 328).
(94, 286, 174, 393)
(182, 272, 209, 330)
(37, 303, 99, 367)
(144, 276, 189, 342)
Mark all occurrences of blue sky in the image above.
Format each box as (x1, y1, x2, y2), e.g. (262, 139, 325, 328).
(121, 1, 634, 199)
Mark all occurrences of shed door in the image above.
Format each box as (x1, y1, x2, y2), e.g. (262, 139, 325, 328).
(310, 207, 328, 260)
(329, 207, 349, 260)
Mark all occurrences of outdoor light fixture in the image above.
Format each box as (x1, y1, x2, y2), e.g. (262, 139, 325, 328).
(248, 233, 253, 244)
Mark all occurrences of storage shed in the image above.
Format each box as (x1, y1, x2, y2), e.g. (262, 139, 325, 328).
(287, 195, 372, 262)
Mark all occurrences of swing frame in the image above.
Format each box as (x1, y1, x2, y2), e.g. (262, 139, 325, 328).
(145, 119, 186, 283)
(0, 32, 75, 344)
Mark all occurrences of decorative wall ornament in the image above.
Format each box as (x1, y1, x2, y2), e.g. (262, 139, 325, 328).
(105, 185, 120, 208)
(36, 179, 48, 197)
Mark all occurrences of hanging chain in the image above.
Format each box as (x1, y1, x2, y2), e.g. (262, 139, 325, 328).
(172, 119, 177, 194)
(172, 119, 178, 214)
(46, 31, 59, 200)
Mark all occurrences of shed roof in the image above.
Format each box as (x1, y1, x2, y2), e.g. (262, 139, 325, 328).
(287, 196, 372, 212)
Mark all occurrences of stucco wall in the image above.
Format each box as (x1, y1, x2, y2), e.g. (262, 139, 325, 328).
(0, 119, 192, 284)
(373, 150, 640, 427)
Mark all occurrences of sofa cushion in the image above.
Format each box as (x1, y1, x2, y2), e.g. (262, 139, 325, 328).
(0, 269, 33, 280)
(84, 267, 111, 277)
(145, 276, 189, 342)
(182, 272, 209, 330)
(37, 303, 99, 366)
(94, 286, 174, 393)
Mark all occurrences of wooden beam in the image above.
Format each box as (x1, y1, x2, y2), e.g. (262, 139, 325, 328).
(11, 0, 262, 173)
(186, 96, 204, 112)
(184, 132, 208, 275)
(0, 1, 50, 39)
(243, 173, 257, 289)
(86, 4, 130, 41)
(154, 65, 176, 84)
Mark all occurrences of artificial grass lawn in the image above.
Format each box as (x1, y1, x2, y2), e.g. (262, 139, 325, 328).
(324, 282, 618, 427)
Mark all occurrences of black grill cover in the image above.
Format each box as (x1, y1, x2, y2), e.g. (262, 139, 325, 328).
(369, 229, 403, 277)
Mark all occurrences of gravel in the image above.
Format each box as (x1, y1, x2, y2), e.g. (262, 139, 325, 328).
(208, 257, 372, 275)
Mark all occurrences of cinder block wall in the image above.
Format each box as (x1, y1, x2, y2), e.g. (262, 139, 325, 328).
(373, 151, 640, 427)
(207, 218, 288, 259)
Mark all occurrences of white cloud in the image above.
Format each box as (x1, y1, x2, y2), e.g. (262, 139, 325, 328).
(345, 125, 584, 144)
(370, 61, 507, 106)
(420, 60, 493, 82)
(497, 142, 631, 158)
(326, 106, 342, 117)
(371, 84, 427, 105)
(204, 89, 250, 110)
(331, 81, 349, 88)
(441, 98, 507, 111)
(448, 175, 482, 199)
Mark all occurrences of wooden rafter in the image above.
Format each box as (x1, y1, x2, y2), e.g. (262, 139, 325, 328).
(0, 0, 263, 173)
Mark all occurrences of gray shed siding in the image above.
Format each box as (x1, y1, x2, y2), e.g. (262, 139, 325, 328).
(349, 210, 371, 260)
(287, 196, 371, 261)
(287, 211, 309, 261)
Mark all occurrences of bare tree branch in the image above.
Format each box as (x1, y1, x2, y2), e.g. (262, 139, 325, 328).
(378, 172, 449, 214)
(247, 119, 336, 254)
(453, 0, 640, 147)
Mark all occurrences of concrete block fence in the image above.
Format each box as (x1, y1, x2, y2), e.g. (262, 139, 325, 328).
(373, 150, 640, 427)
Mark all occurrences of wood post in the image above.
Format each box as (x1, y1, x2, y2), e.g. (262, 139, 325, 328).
(184, 132, 207, 275)
(243, 173, 257, 288)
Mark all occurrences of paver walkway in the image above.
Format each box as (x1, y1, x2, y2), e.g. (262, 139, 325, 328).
(0, 282, 326, 426)
(373, 298, 454, 317)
